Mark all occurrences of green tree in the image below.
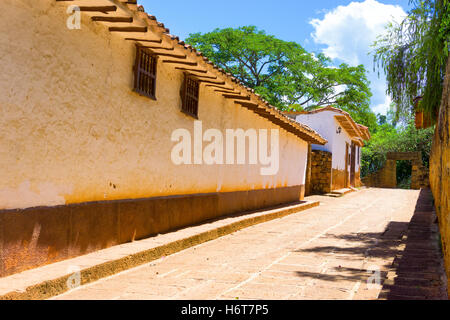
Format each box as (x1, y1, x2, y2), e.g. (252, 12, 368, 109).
(372, 0, 450, 123)
(268, 55, 372, 113)
(186, 26, 373, 125)
(187, 26, 300, 90)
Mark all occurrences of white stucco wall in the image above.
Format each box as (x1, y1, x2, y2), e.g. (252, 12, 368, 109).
(295, 111, 362, 170)
(295, 112, 335, 153)
(330, 118, 353, 171)
(295, 110, 363, 188)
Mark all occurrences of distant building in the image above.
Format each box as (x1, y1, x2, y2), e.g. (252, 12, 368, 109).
(285, 106, 371, 192)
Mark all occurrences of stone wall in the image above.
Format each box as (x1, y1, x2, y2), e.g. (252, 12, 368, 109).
(411, 160, 430, 190)
(362, 152, 429, 189)
(430, 56, 450, 292)
(310, 150, 332, 194)
(362, 160, 396, 188)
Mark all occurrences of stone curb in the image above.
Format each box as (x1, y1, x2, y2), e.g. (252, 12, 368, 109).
(324, 188, 356, 198)
(0, 201, 319, 300)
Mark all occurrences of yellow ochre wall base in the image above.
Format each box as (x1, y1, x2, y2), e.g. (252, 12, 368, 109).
(0, 185, 305, 278)
(331, 169, 347, 191)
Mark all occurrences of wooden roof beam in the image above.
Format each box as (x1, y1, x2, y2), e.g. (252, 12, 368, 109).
(152, 53, 186, 59)
(140, 46, 174, 51)
(336, 115, 363, 138)
(335, 116, 356, 138)
(163, 60, 198, 66)
(175, 67, 207, 74)
(190, 74, 218, 80)
(197, 80, 226, 85)
(235, 101, 259, 108)
(125, 38, 162, 44)
(224, 95, 251, 100)
(215, 89, 240, 94)
(205, 84, 235, 90)
(109, 26, 148, 32)
(254, 109, 271, 117)
(79, 6, 117, 14)
(91, 16, 133, 23)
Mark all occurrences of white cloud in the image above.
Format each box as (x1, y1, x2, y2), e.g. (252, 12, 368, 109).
(372, 95, 392, 115)
(310, 0, 406, 115)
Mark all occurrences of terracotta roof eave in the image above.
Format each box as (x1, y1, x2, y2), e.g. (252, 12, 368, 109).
(284, 107, 371, 141)
(335, 115, 362, 139)
(234, 102, 327, 145)
(356, 124, 371, 138)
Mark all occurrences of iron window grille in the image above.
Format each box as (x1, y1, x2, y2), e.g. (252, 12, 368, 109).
(134, 45, 157, 100)
(181, 73, 200, 118)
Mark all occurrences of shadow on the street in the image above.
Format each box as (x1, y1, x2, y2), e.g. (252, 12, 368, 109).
(291, 188, 448, 300)
(378, 188, 447, 300)
(292, 221, 408, 285)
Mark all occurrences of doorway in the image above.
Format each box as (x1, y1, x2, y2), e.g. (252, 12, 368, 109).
(396, 160, 412, 189)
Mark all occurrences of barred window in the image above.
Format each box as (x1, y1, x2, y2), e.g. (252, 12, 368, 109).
(181, 74, 199, 118)
(134, 45, 157, 100)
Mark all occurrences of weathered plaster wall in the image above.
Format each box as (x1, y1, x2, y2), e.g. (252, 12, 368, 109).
(296, 112, 335, 153)
(0, 0, 308, 210)
(430, 56, 450, 293)
(331, 117, 352, 172)
(331, 119, 353, 190)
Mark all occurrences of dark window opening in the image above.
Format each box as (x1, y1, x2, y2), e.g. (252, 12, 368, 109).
(397, 160, 412, 189)
(357, 146, 360, 163)
(134, 45, 157, 100)
(181, 74, 199, 118)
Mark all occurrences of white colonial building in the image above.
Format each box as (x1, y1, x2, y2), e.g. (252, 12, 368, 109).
(285, 106, 371, 191)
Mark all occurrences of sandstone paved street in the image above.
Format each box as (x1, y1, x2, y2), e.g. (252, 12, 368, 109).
(53, 188, 446, 300)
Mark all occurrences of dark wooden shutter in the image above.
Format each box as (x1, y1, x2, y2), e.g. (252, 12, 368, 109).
(134, 45, 157, 100)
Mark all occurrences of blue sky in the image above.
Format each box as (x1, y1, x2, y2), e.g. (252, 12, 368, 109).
(139, 0, 413, 115)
